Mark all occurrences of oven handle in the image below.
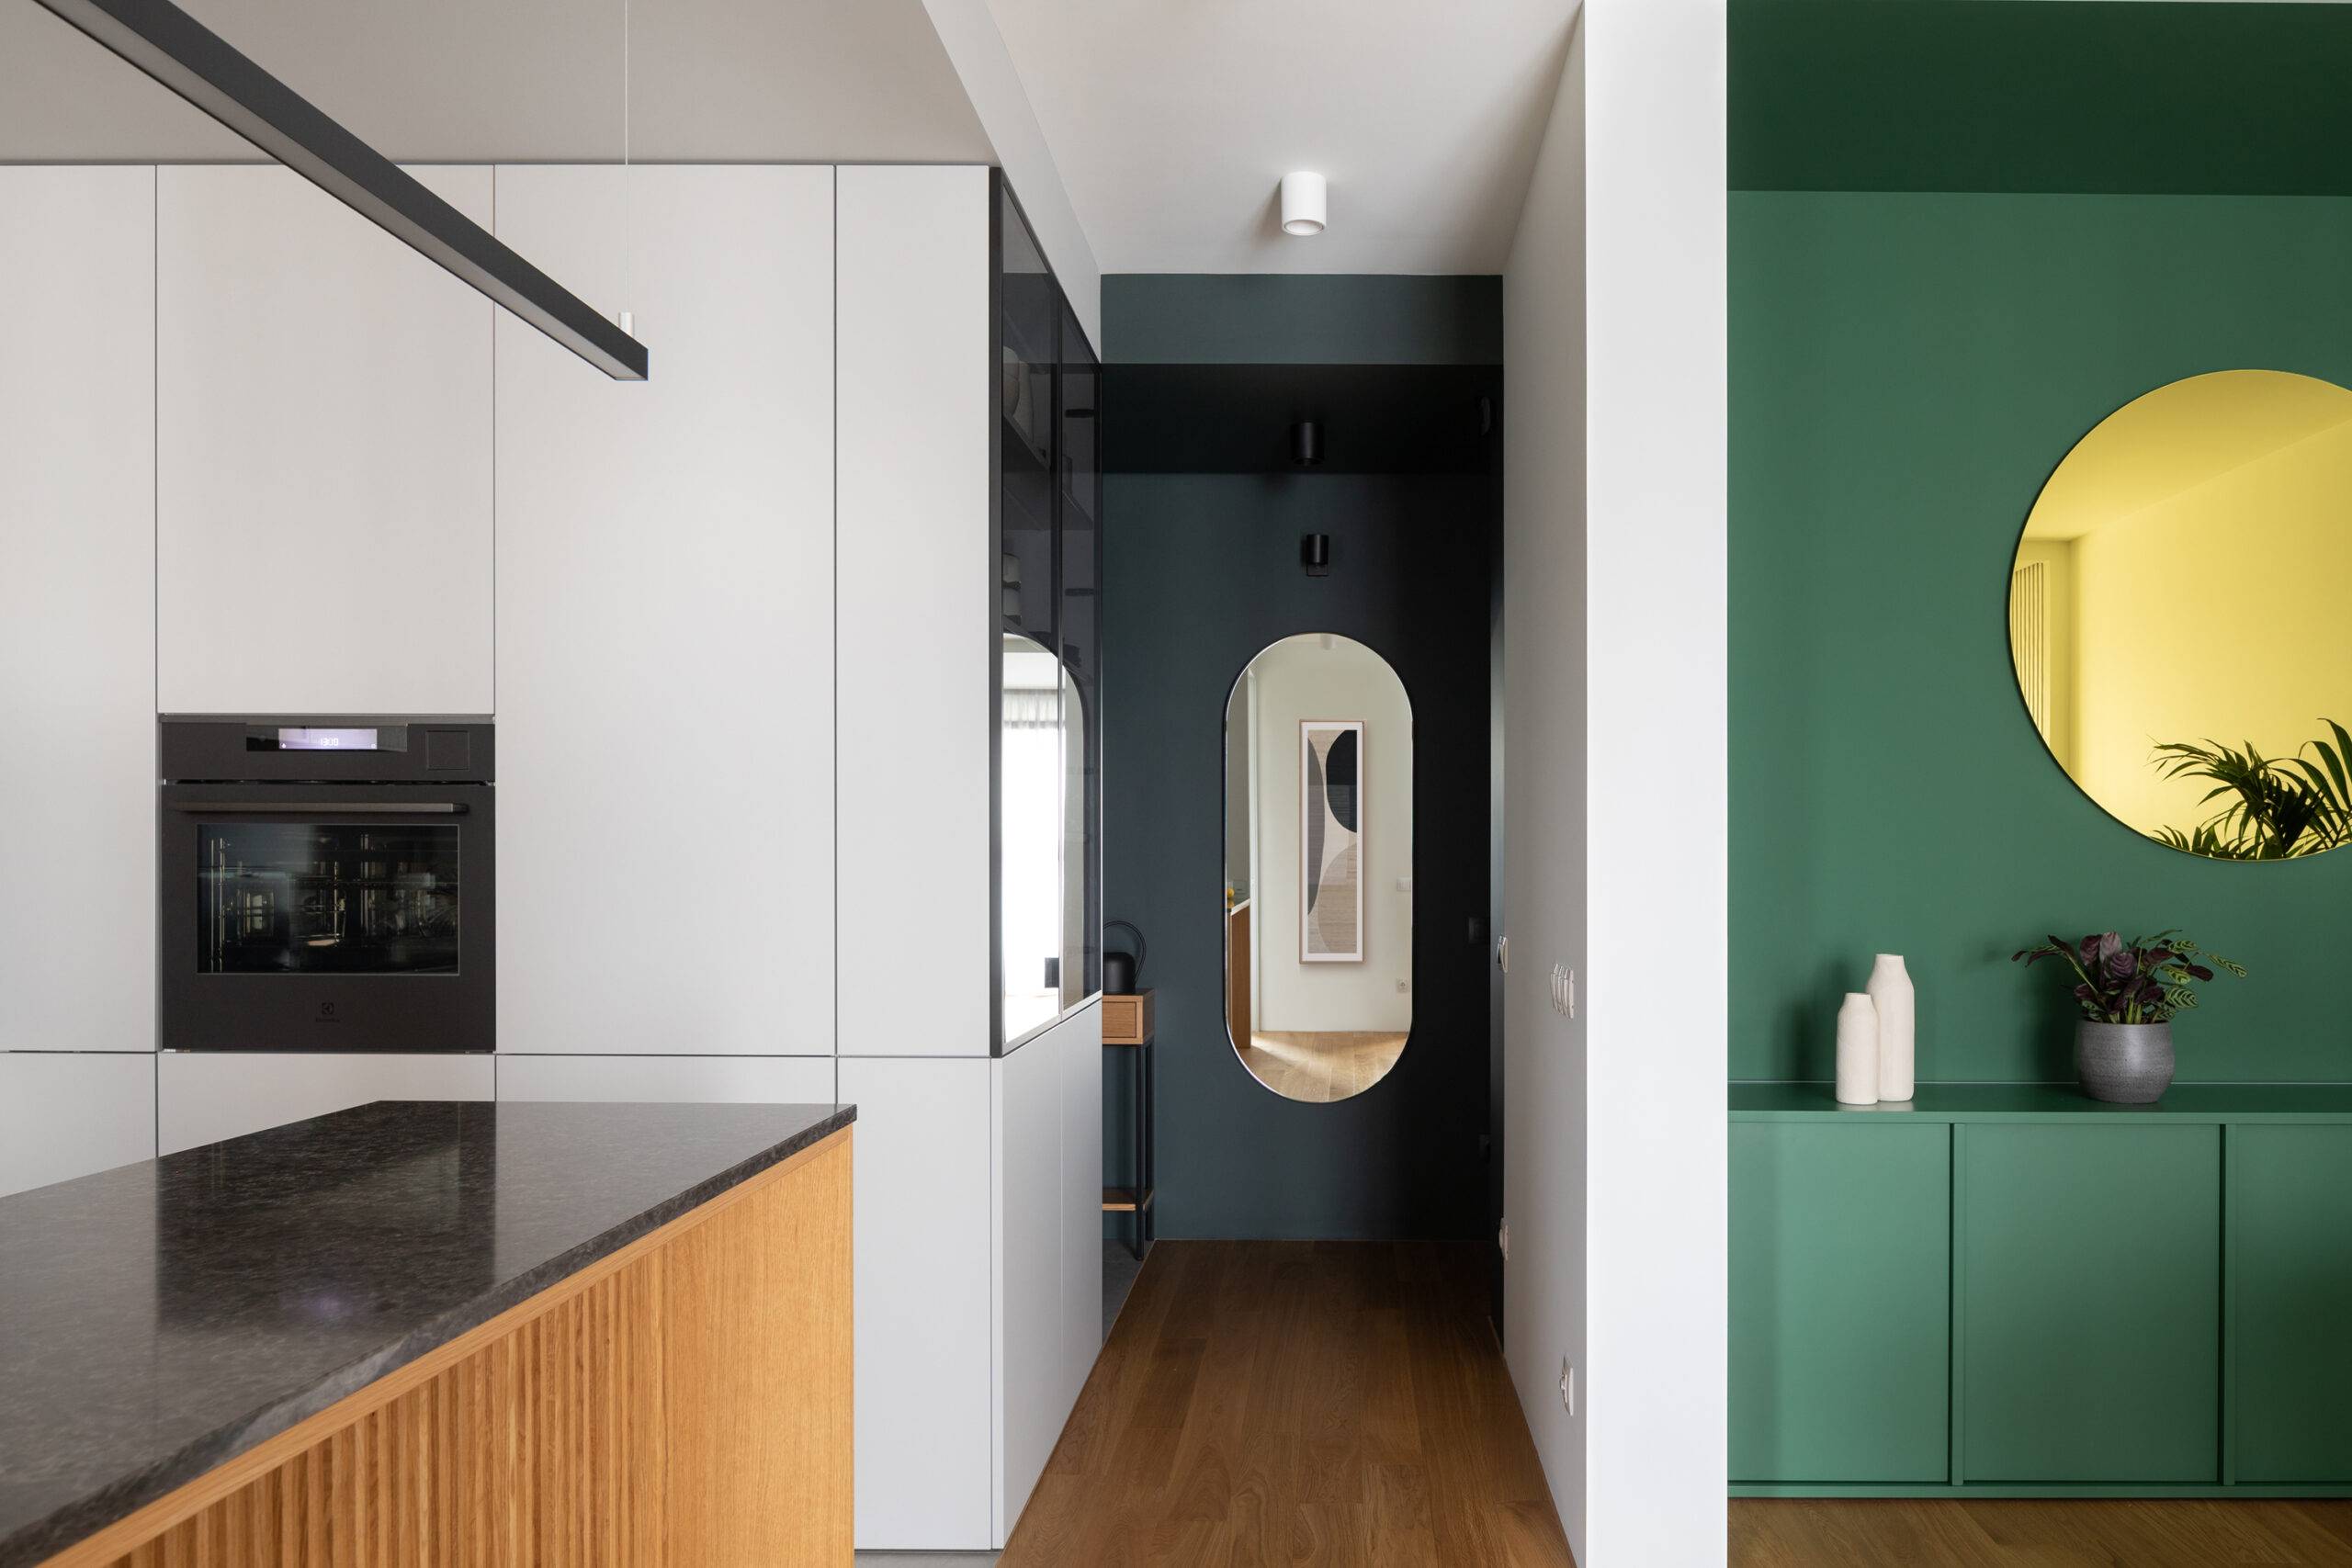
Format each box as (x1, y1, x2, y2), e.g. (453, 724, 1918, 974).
(166, 801, 468, 815)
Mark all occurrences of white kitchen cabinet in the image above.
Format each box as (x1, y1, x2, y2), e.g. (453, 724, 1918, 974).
(158, 1052, 492, 1155)
(1058, 996, 1106, 1382)
(836, 164, 993, 1057)
(0, 1055, 156, 1197)
(833, 167, 1102, 1551)
(994, 1000, 1102, 1533)
(493, 165, 836, 1057)
(992, 1006, 1101, 1532)
(496, 1054, 834, 1104)
(0, 166, 156, 1055)
(841, 1055, 996, 1548)
(845, 1001, 1102, 1551)
(155, 165, 493, 716)
(995, 1031, 1063, 1518)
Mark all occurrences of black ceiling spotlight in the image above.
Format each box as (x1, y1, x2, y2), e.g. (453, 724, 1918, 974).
(31, 0, 649, 381)
(1301, 533, 1331, 578)
(1290, 418, 1325, 467)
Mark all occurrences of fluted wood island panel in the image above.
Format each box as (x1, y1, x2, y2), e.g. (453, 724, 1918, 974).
(3, 1105, 854, 1568)
(57, 1132, 848, 1568)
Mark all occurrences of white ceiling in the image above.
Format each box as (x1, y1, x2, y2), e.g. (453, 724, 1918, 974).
(985, 0, 1577, 275)
(0, 0, 991, 163)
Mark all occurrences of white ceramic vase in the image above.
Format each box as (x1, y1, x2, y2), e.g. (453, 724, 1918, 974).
(1867, 953, 1916, 1101)
(1835, 992, 1880, 1105)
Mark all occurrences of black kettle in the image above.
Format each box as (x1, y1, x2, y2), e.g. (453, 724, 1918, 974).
(1104, 919, 1147, 995)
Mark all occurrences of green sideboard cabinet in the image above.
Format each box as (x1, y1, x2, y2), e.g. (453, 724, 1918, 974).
(1730, 1086, 2352, 1498)
(2231, 1125, 2352, 1483)
(1960, 1123, 2219, 1483)
(1730, 1121, 1951, 1483)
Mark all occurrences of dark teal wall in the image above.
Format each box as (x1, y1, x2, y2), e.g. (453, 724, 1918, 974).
(1731, 190, 2352, 1084)
(1105, 274, 1502, 365)
(1103, 275, 1501, 1238)
(1104, 473, 1497, 1238)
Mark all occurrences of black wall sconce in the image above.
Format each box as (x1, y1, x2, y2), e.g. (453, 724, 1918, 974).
(1290, 419, 1324, 467)
(1301, 533, 1331, 578)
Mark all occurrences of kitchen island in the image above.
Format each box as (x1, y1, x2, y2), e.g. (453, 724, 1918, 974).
(0, 1098, 854, 1567)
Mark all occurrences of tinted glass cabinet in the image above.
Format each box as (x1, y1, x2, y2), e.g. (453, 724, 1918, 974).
(994, 175, 1102, 1052)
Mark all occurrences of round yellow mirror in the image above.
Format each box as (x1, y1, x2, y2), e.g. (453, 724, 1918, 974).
(2010, 369, 2352, 859)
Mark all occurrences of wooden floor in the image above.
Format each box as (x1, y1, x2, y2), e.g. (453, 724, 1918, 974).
(1002, 1240, 1574, 1567)
(1238, 1031, 1409, 1102)
(1732, 1498, 2352, 1566)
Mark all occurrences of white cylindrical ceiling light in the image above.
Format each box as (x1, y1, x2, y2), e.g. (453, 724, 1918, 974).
(1281, 171, 1327, 237)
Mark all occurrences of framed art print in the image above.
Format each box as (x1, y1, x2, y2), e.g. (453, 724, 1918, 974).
(1300, 719, 1364, 962)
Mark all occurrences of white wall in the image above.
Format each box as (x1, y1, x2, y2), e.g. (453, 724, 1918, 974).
(1581, 0, 1726, 1556)
(1245, 637, 1413, 1036)
(918, 0, 1101, 352)
(1504, 2, 1728, 1562)
(1503, 15, 1591, 1557)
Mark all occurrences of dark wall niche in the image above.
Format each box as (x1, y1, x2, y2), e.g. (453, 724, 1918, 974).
(1102, 274, 1502, 1241)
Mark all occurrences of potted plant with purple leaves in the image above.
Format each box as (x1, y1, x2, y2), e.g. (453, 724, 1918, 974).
(2011, 931, 2245, 1103)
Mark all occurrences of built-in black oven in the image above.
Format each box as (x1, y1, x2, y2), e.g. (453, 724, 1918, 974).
(159, 718, 493, 1052)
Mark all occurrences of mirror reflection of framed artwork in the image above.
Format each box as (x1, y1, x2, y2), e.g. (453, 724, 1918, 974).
(1301, 719, 1365, 963)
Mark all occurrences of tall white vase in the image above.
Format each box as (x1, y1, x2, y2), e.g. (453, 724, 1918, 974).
(1868, 953, 1916, 1101)
(1835, 992, 1880, 1105)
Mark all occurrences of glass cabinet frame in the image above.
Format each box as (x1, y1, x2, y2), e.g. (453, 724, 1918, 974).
(991, 173, 1103, 1055)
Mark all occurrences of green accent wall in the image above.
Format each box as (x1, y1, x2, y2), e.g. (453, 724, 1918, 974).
(1732, 1, 2352, 197)
(1731, 190, 2352, 1083)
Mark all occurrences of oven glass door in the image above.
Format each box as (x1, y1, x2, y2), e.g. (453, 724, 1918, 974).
(198, 819, 462, 976)
(162, 785, 493, 1052)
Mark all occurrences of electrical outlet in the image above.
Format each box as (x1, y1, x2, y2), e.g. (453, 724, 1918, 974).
(1498, 1218, 1510, 1260)
(1548, 963, 1575, 1016)
(1560, 1359, 1576, 1416)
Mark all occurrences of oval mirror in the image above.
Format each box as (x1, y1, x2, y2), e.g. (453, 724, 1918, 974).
(2009, 369, 2352, 860)
(1223, 634, 1412, 1101)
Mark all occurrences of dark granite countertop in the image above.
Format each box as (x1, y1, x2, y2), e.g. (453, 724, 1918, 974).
(0, 1097, 854, 1567)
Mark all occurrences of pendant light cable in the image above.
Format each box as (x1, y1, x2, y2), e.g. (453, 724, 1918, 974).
(619, 0, 633, 336)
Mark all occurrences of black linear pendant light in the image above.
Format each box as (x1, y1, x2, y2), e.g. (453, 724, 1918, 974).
(33, 0, 650, 380)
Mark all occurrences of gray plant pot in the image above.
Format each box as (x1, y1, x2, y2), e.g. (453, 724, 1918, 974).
(2075, 1021, 2175, 1104)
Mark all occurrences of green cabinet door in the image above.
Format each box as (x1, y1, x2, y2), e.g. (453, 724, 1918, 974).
(2232, 1125, 2352, 1482)
(1730, 1121, 1951, 1483)
(1961, 1123, 2220, 1483)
